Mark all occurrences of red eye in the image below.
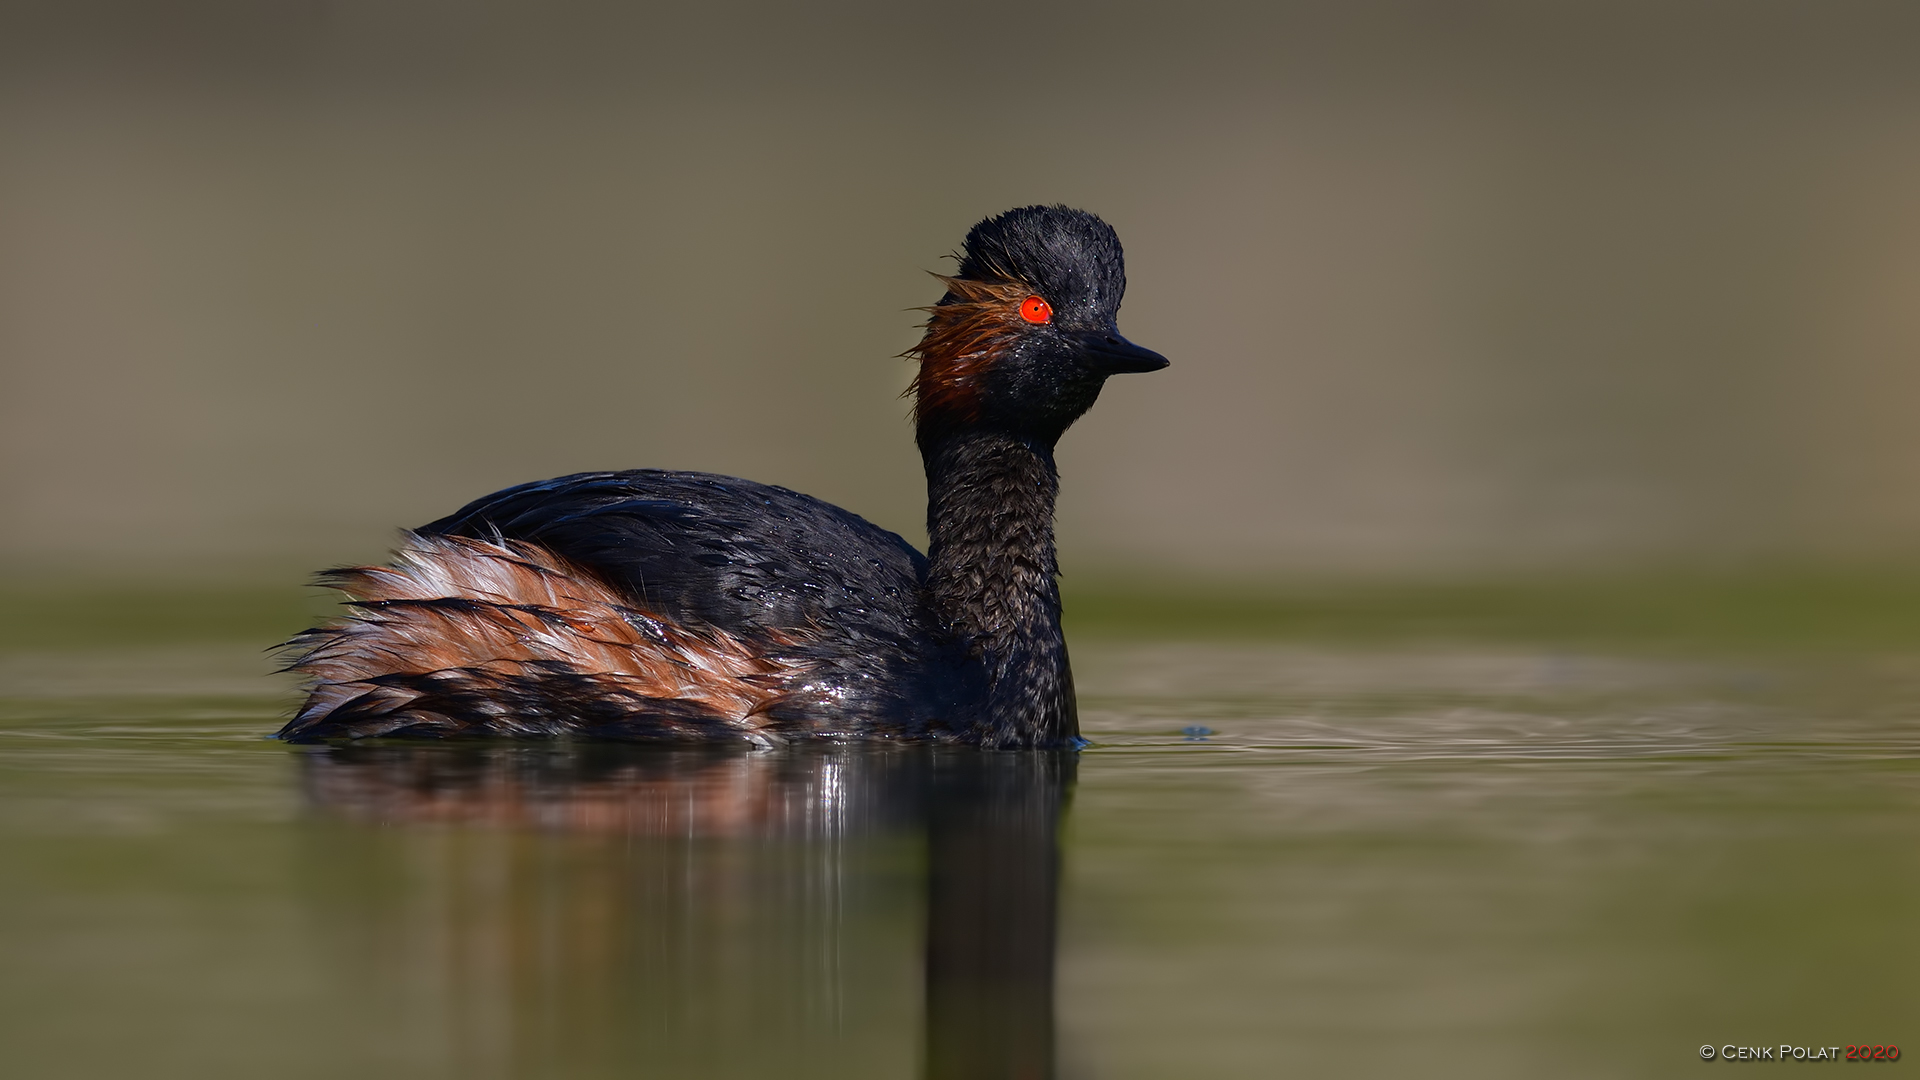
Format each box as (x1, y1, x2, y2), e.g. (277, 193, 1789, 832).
(1019, 295, 1052, 324)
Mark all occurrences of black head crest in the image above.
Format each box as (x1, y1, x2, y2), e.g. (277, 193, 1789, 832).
(954, 205, 1126, 321)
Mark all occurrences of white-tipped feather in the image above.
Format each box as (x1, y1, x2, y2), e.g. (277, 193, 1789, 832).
(283, 534, 808, 736)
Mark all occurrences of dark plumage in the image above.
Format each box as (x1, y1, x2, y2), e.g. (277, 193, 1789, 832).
(278, 205, 1167, 748)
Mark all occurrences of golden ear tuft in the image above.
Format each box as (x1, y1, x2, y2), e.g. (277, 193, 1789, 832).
(904, 275, 1036, 426)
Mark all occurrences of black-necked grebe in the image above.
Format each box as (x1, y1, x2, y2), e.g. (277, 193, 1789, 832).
(277, 205, 1167, 748)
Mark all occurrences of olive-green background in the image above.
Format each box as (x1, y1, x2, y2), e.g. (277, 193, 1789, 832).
(5, 1, 1919, 581)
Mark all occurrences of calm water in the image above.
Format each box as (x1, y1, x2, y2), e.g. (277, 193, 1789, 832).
(3, 631, 1918, 1078)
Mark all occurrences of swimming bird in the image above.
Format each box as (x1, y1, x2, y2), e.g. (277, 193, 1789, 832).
(277, 205, 1167, 748)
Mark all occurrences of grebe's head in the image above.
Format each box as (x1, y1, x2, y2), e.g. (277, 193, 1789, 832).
(909, 205, 1168, 444)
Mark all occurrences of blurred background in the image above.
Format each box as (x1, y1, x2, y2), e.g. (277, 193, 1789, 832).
(4, 0, 1920, 587)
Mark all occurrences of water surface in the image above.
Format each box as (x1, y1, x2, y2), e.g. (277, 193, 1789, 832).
(3, 621, 1918, 1078)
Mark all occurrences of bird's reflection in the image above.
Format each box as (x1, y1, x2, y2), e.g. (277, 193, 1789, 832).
(295, 742, 1073, 1080)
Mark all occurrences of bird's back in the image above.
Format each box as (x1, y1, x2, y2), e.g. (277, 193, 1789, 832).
(279, 471, 977, 744)
(421, 470, 929, 637)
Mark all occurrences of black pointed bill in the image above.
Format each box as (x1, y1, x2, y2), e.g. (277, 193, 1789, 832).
(1076, 330, 1170, 374)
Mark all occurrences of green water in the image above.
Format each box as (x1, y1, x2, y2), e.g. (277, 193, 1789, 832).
(2, 582, 1918, 1078)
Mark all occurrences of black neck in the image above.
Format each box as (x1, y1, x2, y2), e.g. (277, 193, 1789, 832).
(920, 427, 1077, 747)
